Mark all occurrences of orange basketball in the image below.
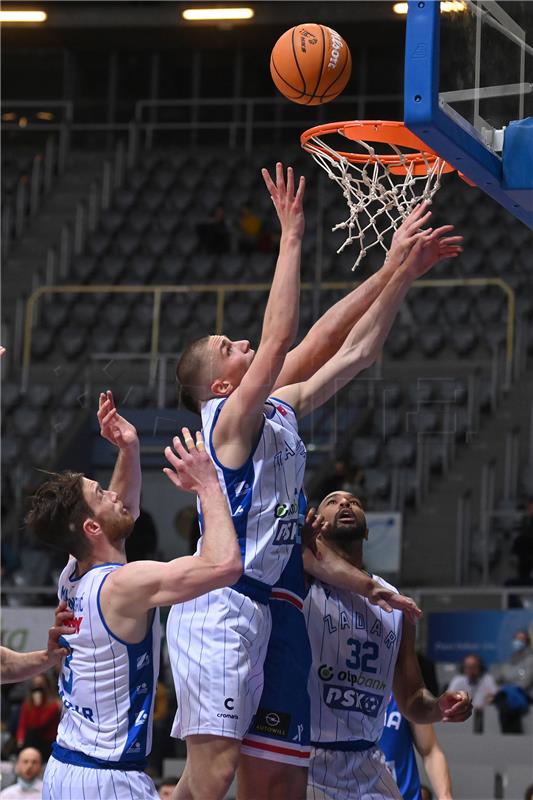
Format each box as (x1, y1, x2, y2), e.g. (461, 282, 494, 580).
(270, 23, 352, 106)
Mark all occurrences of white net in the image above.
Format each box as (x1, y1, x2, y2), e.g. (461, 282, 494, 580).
(303, 133, 447, 271)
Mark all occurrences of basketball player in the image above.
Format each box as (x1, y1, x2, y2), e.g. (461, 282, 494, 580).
(237, 208, 463, 799)
(304, 492, 472, 800)
(169, 167, 435, 800)
(25, 391, 242, 800)
(0, 602, 73, 684)
(380, 695, 453, 800)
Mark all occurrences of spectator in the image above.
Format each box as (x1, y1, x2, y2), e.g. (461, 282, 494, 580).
(448, 654, 497, 708)
(0, 747, 43, 798)
(311, 458, 357, 502)
(16, 674, 61, 759)
(126, 505, 158, 562)
(238, 204, 262, 252)
(157, 777, 178, 799)
(197, 204, 231, 254)
(492, 630, 533, 733)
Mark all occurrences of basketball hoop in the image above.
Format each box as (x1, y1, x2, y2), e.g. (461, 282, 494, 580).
(301, 120, 457, 270)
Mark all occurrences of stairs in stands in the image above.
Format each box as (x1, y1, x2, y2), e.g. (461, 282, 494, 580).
(2, 151, 108, 337)
(402, 368, 533, 586)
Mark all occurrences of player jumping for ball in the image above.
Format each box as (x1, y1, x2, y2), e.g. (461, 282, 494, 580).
(168, 163, 461, 800)
(26, 393, 242, 800)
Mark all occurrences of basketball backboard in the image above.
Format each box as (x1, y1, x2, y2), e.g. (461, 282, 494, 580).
(404, 0, 533, 227)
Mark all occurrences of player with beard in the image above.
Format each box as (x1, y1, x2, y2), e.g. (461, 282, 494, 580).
(25, 391, 242, 800)
(304, 492, 472, 800)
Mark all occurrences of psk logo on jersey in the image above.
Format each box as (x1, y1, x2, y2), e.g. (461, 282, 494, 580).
(273, 520, 298, 546)
(136, 652, 150, 670)
(323, 684, 384, 718)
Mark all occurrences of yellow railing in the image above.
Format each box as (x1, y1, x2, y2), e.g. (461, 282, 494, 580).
(22, 278, 515, 386)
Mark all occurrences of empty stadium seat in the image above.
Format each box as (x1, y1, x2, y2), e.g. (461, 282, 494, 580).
(350, 437, 382, 467)
(449, 326, 478, 356)
(12, 407, 41, 437)
(385, 436, 416, 467)
(363, 468, 391, 500)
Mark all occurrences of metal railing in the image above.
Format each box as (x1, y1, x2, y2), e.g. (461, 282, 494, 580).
(2, 134, 64, 258)
(21, 277, 516, 390)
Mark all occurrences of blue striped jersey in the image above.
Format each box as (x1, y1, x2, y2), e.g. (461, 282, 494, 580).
(304, 574, 403, 745)
(55, 560, 160, 765)
(379, 696, 422, 800)
(200, 396, 307, 586)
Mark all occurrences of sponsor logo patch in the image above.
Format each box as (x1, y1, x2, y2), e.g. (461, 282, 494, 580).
(272, 520, 298, 546)
(322, 684, 384, 718)
(253, 708, 291, 739)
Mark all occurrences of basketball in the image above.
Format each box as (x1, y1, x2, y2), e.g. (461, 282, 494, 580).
(270, 23, 352, 105)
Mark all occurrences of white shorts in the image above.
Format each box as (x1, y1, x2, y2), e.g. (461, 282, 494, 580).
(307, 746, 403, 800)
(43, 755, 159, 800)
(167, 585, 271, 740)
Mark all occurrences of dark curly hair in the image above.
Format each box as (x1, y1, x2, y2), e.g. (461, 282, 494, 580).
(26, 471, 92, 560)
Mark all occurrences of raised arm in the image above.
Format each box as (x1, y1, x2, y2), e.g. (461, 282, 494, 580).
(213, 164, 305, 465)
(105, 429, 242, 614)
(275, 225, 462, 417)
(274, 202, 434, 388)
(393, 618, 472, 725)
(98, 390, 141, 519)
(410, 722, 453, 800)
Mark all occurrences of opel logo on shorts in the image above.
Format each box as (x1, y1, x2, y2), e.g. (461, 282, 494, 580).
(265, 712, 280, 727)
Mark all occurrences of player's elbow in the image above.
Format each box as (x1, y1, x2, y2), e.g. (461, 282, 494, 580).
(214, 555, 243, 587)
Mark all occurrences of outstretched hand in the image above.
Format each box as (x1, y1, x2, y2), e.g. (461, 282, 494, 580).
(438, 690, 473, 723)
(403, 224, 463, 279)
(98, 390, 139, 450)
(302, 507, 331, 556)
(368, 586, 423, 624)
(163, 428, 218, 494)
(262, 162, 305, 239)
(388, 201, 434, 265)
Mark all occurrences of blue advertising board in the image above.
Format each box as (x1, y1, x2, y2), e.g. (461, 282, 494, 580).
(428, 610, 533, 665)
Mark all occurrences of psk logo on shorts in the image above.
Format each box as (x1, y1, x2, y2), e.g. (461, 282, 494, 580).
(265, 712, 280, 726)
(323, 684, 384, 718)
(136, 683, 148, 695)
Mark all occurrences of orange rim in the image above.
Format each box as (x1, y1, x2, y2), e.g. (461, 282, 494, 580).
(301, 120, 457, 176)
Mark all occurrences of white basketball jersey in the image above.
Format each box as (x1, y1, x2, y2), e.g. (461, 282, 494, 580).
(305, 575, 403, 745)
(55, 560, 160, 765)
(200, 396, 307, 586)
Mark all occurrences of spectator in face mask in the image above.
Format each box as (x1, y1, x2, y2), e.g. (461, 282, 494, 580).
(0, 747, 43, 798)
(16, 674, 61, 759)
(492, 630, 533, 733)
